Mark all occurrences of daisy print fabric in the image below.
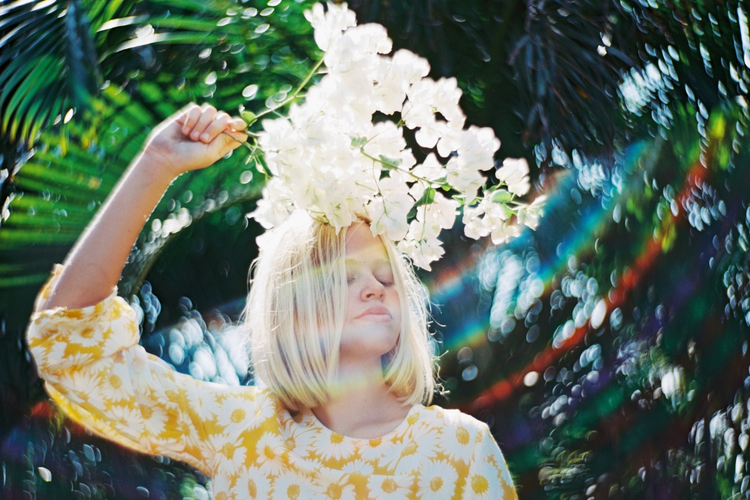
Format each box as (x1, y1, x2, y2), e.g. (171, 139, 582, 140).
(27, 266, 518, 499)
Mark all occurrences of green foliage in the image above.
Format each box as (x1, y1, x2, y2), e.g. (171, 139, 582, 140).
(0, 0, 320, 307)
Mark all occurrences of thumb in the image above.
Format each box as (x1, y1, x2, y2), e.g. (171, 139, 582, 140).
(209, 129, 249, 160)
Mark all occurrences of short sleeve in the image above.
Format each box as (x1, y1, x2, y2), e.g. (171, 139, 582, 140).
(464, 423, 519, 500)
(26, 265, 259, 475)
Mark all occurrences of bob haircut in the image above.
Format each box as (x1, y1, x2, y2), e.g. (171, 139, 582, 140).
(243, 210, 436, 410)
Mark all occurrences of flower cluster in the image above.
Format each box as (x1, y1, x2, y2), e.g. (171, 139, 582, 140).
(247, 2, 544, 270)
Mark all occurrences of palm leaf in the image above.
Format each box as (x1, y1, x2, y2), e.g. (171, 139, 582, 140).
(0, 0, 106, 146)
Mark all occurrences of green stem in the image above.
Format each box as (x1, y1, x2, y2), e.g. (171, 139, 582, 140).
(359, 150, 437, 185)
(255, 57, 326, 120)
(221, 132, 259, 148)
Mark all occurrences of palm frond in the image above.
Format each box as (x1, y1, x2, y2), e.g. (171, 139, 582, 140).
(0, 0, 107, 146)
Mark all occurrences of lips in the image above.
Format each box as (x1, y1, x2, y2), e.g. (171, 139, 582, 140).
(356, 306, 392, 320)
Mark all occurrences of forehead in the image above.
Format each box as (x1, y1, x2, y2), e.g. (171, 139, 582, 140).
(344, 222, 390, 263)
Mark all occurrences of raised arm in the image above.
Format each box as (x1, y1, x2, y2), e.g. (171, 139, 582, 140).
(43, 103, 247, 310)
(27, 104, 256, 475)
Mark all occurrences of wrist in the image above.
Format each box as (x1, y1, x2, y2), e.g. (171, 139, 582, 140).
(131, 150, 180, 188)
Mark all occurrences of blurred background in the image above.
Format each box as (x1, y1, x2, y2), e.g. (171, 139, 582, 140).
(1, 0, 749, 498)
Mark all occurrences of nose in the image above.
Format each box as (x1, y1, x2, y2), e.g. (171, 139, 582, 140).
(360, 274, 385, 301)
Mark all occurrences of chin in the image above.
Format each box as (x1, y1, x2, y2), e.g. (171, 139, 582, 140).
(339, 328, 399, 360)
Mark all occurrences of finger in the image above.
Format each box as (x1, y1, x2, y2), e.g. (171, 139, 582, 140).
(179, 104, 202, 135)
(174, 102, 197, 124)
(190, 104, 218, 142)
(224, 130, 248, 146)
(217, 130, 249, 157)
(227, 117, 248, 131)
(200, 112, 231, 143)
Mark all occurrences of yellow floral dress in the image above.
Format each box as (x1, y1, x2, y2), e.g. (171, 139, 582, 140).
(27, 267, 518, 500)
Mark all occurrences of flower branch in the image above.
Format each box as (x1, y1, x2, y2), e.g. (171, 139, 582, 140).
(244, 2, 545, 270)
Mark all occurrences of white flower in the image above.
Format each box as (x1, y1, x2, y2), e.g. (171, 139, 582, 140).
(184, 385, 221, 421)
(367, 196, 411, 242)
(496, 157, 530, 196)
(415, 122, 444, 149)
(462, 203, 490, 240)
(479, 198, 522, 245)
(249, 178, 294, 229)
(310, 431, 357, 462)
(216, 394, 252, 431)
(320, 476, 356, 499)
(371, 50, 430, 114)
(255, 432, 286, 476)
(237, 468, 272, 499)
(403, 79, 463, 149)
(396, 148, 417, 171)
(402, 79, 435, 128)
(318, 74, 375, 133)
(457, 126, 500, 171)
(397, 222, 445, 271)
(140, 404, 168, 437)
(417, 192, 459, 230)
(287, 99, 329, 147)
(273, 470, 318, 499)
(482, 197, 509, 226)
(60, 365, 107, 407)
(431, 77, 464, 122)
(417, 460, 459, 500)
(490, 222, 521, 245)
(366, 172, 414, 241)
(445, 156, 485, 201)
(466, 472, 495, 500)
(259, 118, 297, 172)
(342, 459, 374, 476)
(108, 404, 145, 434)
(359, 436, 389, 463)
(306, 2, 357, 52)
(402, 79, 443, 148)
(517, 194, 546, 229)
(391, 49, 430, 88)
(296, 162, 358, 228)
(436, 118, 465, 158)
(443, 425, 475, 464)
(248, 390, 279, 429)
(209, 435, 247, 474)
(248, 3, 543, 268)
(367, 475, 411, 500)
(390, 425, 441, 473)
(345, 23, 392, 55)
(363, 121, 406, 159)
(49, 342, 94, 369)
(412, 153, 445, 183)
(285, 423, 318, 463)
(325, 32, 377, 92)
(102, 362, 137, 404)
(70, 325, 104, 348)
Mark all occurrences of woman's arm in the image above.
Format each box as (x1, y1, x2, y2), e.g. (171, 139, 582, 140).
(28, 104, 252, 473)
(43, 103, 247, 310)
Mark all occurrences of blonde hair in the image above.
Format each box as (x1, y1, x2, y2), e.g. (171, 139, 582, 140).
(243, 211, 435, 410)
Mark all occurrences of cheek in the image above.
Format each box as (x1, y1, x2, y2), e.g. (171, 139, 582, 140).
(388, 290, 402, 322)
(344, 286, 358, 317)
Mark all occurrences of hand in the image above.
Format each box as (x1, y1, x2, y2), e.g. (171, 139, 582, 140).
(141, 103, 248, 180)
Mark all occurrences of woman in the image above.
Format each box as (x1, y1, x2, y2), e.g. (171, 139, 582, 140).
(27, 103, 518, 499)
